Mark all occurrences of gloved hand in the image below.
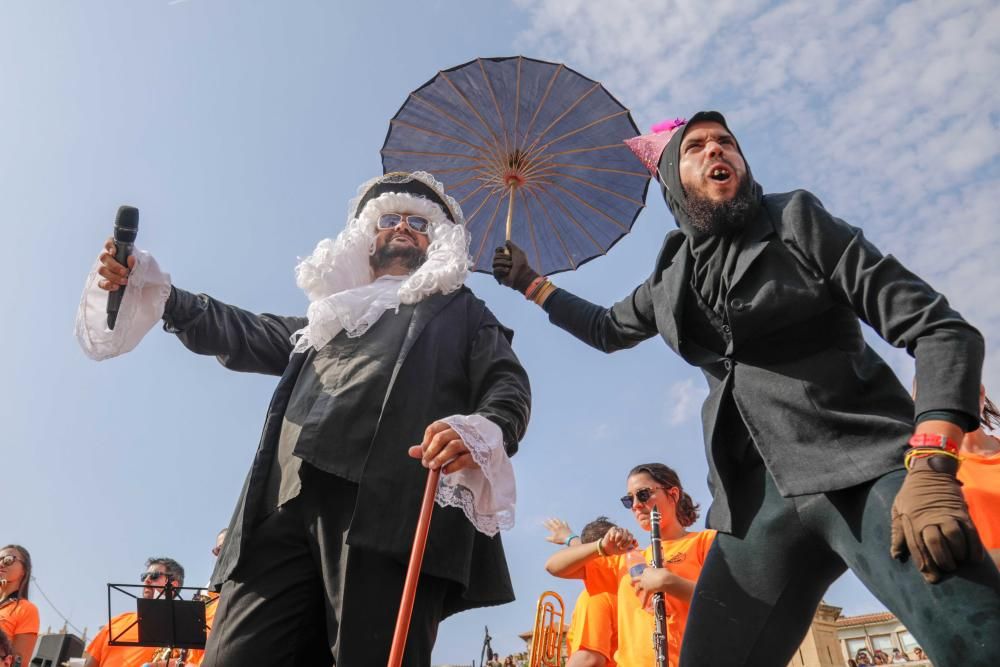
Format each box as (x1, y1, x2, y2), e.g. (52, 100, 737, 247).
(492, 241, 540, 294)
(890, 455, 984, 583)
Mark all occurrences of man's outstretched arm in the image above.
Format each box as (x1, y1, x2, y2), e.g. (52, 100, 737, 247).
(163, 287, 306, 376)
(493, 241, 658, 353)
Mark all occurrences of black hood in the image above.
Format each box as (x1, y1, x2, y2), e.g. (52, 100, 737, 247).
(656, 110, 763, 238)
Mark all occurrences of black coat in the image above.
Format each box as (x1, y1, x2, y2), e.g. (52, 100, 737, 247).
(544, 190, 983, 532)
(163, 285, 531, 614)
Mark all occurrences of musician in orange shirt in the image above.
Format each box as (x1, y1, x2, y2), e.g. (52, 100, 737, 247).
(0, 545, 39, 666)
(183, 528, 227, 666)
(84, 557, 185, 667)
(544, 517, 619, 667)
(959, 386, 1000, 568)
(546, 464, 715, 667)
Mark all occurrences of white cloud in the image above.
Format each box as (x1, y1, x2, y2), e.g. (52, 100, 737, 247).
(666, 377, 706, 425)
(515, 0, 1000, 389)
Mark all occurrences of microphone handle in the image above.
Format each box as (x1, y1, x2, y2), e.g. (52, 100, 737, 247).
(106, 240, 134, 329)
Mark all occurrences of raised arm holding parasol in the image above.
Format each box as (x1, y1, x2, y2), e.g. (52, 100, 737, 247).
(491, 110, 1000, 666)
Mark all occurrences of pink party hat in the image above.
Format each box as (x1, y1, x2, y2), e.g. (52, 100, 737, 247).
(624, 117, 687, 177)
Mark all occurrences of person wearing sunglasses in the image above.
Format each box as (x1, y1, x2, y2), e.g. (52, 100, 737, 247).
(83, 558, 185, 667)
(78, 171, 530, 667)
(545, 464, 715, 667)
(0, 545, 39, 667)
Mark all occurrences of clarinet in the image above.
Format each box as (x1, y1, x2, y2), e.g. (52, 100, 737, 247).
(649, 505, 669, 667)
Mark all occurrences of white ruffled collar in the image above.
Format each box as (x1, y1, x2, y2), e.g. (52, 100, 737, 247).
(292, 275, 407, 353)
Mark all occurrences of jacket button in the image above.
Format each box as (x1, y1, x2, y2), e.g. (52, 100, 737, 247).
(722, 324, 732, 336)
(723, 359, 733, 371)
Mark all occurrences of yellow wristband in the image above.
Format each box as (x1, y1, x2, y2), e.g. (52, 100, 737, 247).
(533, 281, 556, 306)
(905, 448, 961, 470)
(596, 537, 607, 557)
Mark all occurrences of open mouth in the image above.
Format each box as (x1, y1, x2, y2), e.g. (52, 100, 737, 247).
(708, 166, 732, 183)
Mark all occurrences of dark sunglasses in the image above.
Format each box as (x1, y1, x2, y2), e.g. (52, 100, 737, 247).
(0, 554, 22, 567)
(620, 486, 665, 509)
(141, 571, 169, 583)
(376, 213, 430, 235)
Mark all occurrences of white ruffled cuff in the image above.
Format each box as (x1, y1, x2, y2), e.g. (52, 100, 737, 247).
(74, 249, 172, 361)
(437, 414, 516, 537)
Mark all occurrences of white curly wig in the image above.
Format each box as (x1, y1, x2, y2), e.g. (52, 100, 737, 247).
(295, 171, 471, 304)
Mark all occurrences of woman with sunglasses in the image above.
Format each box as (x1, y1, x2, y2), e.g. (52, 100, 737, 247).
(0, 545, 39, 666)
(545, 464, 714, 667)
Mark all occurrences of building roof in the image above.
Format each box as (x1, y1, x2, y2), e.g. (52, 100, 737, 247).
(836, 611, 897, 627)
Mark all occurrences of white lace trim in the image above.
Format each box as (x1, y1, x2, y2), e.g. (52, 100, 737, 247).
(292, 275, 406, 353)
(74, 249, 172, 361)
(437, 414, 516, 536)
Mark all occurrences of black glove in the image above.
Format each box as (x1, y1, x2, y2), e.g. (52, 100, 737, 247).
(492, 241, 540, 294)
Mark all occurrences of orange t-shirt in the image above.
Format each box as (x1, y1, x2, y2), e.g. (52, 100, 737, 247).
(566, 588, 617, 665)
(0, 597, 39, 637)
(86, 611, 158, 667)
(584, 530, 716, 667)
(182, 592, 220, 665)
(959, 450, 1000, 550)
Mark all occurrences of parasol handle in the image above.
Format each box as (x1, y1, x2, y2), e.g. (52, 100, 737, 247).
(387, 466, 441, 667)
(504, 184, 517, 243)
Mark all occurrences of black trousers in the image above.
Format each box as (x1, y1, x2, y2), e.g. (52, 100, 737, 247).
(680, 458, 1000, 667)
(201, 468, 450, 667)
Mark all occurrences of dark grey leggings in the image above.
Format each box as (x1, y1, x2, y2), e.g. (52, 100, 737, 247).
(680, 463, 1000, 667)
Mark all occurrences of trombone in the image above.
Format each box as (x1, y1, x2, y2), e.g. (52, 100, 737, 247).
(528, 590, 565, 667)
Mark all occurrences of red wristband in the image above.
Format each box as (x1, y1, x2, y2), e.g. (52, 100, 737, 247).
(907, 433, 960, 455)
(524, 276, 546, 299)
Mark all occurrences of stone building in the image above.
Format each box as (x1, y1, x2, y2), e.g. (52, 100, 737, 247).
(788, 602, 932, 666)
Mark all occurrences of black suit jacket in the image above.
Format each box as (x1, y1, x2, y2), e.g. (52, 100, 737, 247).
(545, 190, 983, 532)
(163, 285, 531, 615)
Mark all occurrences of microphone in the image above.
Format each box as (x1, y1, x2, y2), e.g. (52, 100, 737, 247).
(106, 205, 139, 330)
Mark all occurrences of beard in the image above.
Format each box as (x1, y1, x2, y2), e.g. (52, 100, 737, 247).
(685, 176, 757, 237)
(370, 242, 427, 273)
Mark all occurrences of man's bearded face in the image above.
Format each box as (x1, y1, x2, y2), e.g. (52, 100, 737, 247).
(685, 175, 756, 236)
(678, 121, 754, 235)
(371, 212, 431, 273)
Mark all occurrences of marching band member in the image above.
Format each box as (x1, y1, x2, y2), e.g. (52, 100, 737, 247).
(0, 545, 38, 666)
(543, 517, 619, 667)
(84, 558, 185, 667)
(545, 465, 714, 667)
(958, 386, 1000, 568)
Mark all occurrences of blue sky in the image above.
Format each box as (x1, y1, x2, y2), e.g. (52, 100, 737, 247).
(1, 1, 997, 664)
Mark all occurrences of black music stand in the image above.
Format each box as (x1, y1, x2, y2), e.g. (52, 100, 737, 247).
(106, 582, 207, 652)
